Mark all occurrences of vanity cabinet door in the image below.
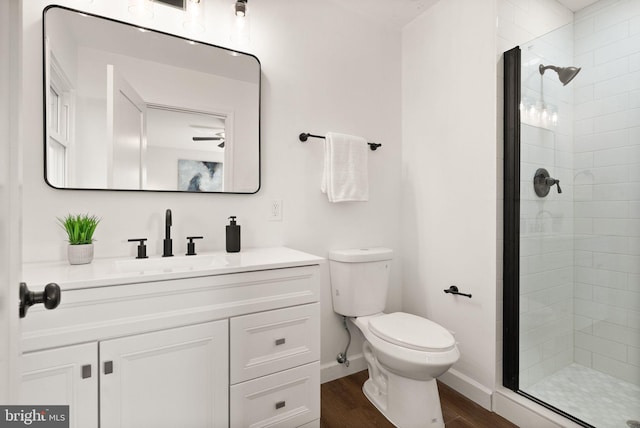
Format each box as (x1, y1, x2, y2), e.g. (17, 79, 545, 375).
(99, 320, 229, 428)
(20, 342, 99, 428)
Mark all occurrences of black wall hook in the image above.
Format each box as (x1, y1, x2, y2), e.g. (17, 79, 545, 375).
(444, 285, 472, 298)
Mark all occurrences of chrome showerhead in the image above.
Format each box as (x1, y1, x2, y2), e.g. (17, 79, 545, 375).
(539, 63, 581, 86)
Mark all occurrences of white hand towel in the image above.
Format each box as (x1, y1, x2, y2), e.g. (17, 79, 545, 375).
(321, 132, 369, 202)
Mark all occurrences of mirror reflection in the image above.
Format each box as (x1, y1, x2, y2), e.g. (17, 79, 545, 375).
(44, 6, 260, 193)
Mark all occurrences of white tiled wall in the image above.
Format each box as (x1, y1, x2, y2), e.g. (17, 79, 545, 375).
(572, 0, 640, 386)
(518, 23, 576, 388)
(496, 0, 574, 389)
(499, 0, 640, 390)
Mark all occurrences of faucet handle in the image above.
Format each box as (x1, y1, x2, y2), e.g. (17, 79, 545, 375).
(127, 238, 149, 259)
(185, 236, 203, 256)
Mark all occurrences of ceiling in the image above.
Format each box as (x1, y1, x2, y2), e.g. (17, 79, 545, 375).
(328, 0, 440, 30)
(331, 0, 602, 30)
(557, 0, 601, 12)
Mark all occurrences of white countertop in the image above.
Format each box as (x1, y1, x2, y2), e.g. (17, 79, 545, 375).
(22, 247, 325, 290)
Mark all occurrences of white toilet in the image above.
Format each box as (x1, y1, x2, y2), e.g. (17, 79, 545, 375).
(329, 248, 460, 428)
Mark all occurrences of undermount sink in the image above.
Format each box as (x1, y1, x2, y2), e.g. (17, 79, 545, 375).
(114, 254, 227, 273)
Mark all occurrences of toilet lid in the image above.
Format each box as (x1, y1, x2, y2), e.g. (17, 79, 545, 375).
(368, 312, 456, 352)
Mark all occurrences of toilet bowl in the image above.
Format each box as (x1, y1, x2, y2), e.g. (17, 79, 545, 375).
(351, 313, 459, 428)
(328, 248, 460, 428)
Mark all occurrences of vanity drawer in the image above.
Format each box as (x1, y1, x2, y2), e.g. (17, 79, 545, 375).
(230, 362, 320, 428)
(230, 303, 319, 384)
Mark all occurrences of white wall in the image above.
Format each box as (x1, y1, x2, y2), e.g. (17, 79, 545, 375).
(401, 0, 499, 403)
(20, 0, 403, 376)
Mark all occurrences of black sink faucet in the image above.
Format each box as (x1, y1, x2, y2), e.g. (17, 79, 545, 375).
(163, 209, 173, 257)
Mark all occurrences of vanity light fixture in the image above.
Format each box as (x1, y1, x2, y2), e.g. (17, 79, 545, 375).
(155, 0, 185, 8)
(128, 0, 205, 32)
(183, 0, 204, 33)
(235, 0, 247, 17)
(231, 0, 250, 45)
(128, 0, 154, 19)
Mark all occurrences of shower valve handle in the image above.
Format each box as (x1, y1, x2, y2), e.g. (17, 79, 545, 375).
(545, 177, 562, 193)
(534, 168, 562, 196)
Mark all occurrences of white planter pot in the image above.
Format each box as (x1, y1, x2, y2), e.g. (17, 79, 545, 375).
(68, 243, 94, 265)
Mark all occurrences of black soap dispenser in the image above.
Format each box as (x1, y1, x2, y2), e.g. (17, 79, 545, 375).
(226, 216, 241, 253)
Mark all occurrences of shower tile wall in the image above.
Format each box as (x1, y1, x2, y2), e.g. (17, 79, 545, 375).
(572, 0, 640, 386)
(496, 0, 574, 388)
(519, 24, 576, 389)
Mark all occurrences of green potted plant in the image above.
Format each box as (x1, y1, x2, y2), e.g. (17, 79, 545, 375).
(58, 213, 100, 265)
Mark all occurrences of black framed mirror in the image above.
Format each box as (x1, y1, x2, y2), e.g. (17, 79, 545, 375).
(43, 5, 260, 193)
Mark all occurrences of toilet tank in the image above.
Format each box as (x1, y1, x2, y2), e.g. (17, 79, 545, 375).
(328, 248, 393, 317)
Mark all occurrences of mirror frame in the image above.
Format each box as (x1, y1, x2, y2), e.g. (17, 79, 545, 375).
(42, 5, 261, 194)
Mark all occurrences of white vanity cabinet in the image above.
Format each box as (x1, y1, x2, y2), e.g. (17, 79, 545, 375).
(21, 321, 228, 428)
(21, 342, 98, 428)
(20, 247, 322, 428)
(229, 303, 320, 427)
(100, 321, 229, 428)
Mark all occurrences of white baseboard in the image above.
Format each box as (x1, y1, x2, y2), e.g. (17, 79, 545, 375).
(322, 357, 494, 414)
(437, 368, 493, 410)
(322, 358, 583, 428)
(320, 353, 368, 384)
(322, 357, 494, 412)
(492, 388, 584, 428)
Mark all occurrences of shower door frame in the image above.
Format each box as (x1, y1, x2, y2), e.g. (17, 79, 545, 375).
(502, 45, 593, 428)
(503, 45, 520, 392)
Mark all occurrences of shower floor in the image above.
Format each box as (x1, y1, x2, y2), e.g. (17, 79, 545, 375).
(526, 363, 640, 428)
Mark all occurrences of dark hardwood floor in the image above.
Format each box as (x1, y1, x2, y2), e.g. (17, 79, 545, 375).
(320, 370, 517, 428)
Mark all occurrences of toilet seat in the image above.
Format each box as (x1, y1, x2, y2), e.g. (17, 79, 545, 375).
(351, 313, 460, 382)
(368, 312, 456, 352)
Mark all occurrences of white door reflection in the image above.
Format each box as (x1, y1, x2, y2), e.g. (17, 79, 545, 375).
(107, 64, 147, 190)
(146, 106, 230, 192)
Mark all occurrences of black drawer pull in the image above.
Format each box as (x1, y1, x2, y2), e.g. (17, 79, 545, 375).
(275, 338, 286, 346)
(275, 401, 285, 410)
(104, 361, 113, 375)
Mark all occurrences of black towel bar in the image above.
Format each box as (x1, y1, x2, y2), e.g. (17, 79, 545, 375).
(299, 132, 382, 151)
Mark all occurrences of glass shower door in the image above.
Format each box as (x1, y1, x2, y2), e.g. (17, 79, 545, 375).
(503, 2, 640, 426)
